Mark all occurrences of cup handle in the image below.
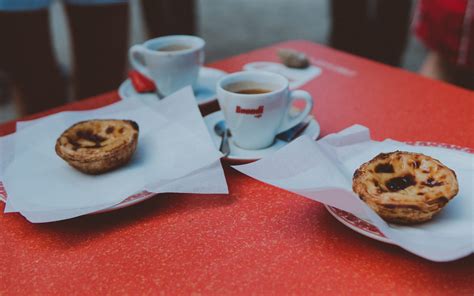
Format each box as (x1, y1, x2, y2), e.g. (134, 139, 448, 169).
(276, 90, 314, 134)
(129, 44, 152, 79)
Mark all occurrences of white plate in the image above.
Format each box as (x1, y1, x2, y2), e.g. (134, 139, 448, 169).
(118, 67, 227, 106)
(325, 142, 474, 245)
(204, 110, 320, 164)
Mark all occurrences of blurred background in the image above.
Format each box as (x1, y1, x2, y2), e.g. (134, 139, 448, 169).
(0, 0, 471, 123)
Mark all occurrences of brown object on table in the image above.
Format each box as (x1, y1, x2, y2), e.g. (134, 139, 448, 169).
(55, 119, 139, 174)
(278, 49, 310, 69)
(352, 151, 459, 224)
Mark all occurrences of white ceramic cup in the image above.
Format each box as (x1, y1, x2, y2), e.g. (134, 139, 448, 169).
(217, 71, 313, 150)
(129, 35, 205, 96)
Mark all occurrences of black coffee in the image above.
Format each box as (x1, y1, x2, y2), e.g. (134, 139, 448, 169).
(235, 88, 272, 94)
(157, 44, 191, 52)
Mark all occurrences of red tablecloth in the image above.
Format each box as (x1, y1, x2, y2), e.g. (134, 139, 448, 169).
(1, 41, 473, 295)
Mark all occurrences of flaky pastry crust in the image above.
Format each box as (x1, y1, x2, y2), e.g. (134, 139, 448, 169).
(55, 119, 139, 174)
(352, 151, 458, 224)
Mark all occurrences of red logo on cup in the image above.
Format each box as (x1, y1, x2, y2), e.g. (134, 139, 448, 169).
(235, 106, 264, 118)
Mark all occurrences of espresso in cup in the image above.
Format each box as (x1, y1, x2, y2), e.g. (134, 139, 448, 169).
(217, 71, 314, 150)
(129, 35, 205, 96)
(226, 83, 272, 95)
(236, 89, 271, 94)
(156, 44, 192, 52)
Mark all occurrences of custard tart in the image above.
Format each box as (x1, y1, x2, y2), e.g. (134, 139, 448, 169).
(55, 119, 139, 174)
(352, 151, 458, 224)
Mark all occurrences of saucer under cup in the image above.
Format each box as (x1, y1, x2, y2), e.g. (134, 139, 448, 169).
(119, 67, 227, 106)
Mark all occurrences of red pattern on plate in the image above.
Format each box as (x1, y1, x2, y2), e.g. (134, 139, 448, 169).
(120, 191, 155, 203)
(328, 141, 474, 241)
(405, 141, 474, 153)
(0, 181, 7, 202)
(328, 206, 386, 237)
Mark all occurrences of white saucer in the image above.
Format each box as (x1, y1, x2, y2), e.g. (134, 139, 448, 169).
(204, 111, 320, 163)
(118, 67, 227, 106)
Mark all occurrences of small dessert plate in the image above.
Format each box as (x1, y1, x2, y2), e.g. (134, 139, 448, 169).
(204, 111, 320, 164)
(325, 141, 474, 245)
(119, 67, 227, 106)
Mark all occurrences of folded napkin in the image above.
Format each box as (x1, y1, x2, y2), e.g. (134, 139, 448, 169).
(233, 125, 473, 262)
(0, 87, 228, 223)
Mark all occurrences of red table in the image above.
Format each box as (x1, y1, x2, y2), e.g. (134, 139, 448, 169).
(1, 41, 473, 295)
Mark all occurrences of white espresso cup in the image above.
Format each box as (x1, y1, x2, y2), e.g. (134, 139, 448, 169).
(217, 71, 313, 150)
(129, 35, 205, 96)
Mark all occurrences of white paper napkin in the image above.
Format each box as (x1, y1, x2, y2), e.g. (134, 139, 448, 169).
(0, 87, 228, 223)
(233, 125, 474, 262)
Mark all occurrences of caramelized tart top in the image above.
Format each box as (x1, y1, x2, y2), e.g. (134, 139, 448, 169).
(55, 119, 139, 162)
